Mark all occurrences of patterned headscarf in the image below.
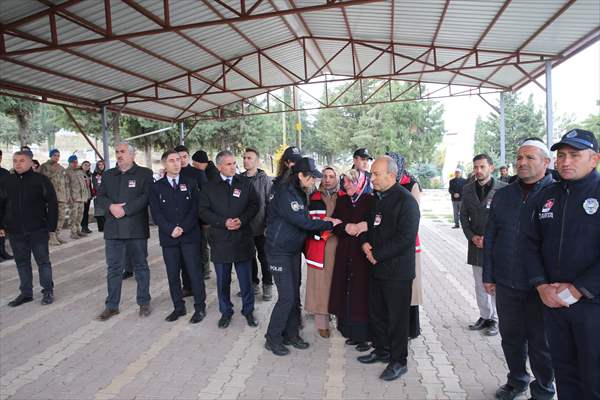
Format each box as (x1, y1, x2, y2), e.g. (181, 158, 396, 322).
(319, 166, 339, 196)
(386, 152, 407, 183)
(341, 169, 368, 204)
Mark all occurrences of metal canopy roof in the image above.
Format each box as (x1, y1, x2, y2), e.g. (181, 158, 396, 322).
(1, 0, 598, 122)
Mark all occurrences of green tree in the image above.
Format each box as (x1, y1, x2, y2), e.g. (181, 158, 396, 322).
(579, 113, 599, 136)
(474, 92, 545, 165)
(0, 96, 40, 146)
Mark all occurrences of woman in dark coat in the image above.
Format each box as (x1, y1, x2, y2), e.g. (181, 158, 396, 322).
(91, 160, 105, 232)
(329, 169, 374, 352)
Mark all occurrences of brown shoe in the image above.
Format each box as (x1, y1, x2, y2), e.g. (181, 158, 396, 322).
(77, 231, 88, 237)
(96, 308, 119, 321)
(70, 233, 81, 240)
(318, 329, 331, 338)
(139, 304, 152, 317)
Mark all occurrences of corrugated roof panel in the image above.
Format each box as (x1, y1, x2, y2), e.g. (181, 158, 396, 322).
(480, 1, 565, 52)
(233, 18, 295, 49)
(523, 0, 600, 54)
(184, 25, 256, 60)
(200, 91, 244, 106)
(0, 0, 47, 24)
(0, 60, 119, 100)
(300, 9, 348, 37)
(4, 34, 43, 52)
(392, 0, 445, 44)
(18, 16, 52, 43)
(435, 1, 505, 48)
(13, 50, 149, 92)
(187, 100, 218, 114)
(56, 15, 104, 43)
(126, 101, 182, 119)
(65, 0, 108, 28)
(129, 32, 220, 71)
(263, 40, 307, 81)
(260, 57, 296, 86)
(110, 0, 162, 35)
(353, 43, 392, 76)
(170, 2, 221, 26)
(345, 2, 392, 42)
(73, 41, 184, 82)
(486, 65, 526, 87)
(223, 71, 258, 90)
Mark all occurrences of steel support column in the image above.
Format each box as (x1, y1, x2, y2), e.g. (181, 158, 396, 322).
(545, 61, 553, 146)
(101, 105, 110, 168)
(499, 92, 506, 166)
(179, 121, 185, 145)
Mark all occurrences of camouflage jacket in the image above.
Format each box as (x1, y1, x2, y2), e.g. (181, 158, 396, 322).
(66, 167, 91, 202)
(39, 160, 69, 202)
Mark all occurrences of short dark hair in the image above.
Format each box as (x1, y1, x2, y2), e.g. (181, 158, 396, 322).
(0, 150, 2, 156)
(473, 153, 493, 165)
(161, 149, 178, 161)
(499, 165, 508, 170)
(244, 147, 260, 158)
(174, 145, 189, 154)
(13, 151, 33, 159)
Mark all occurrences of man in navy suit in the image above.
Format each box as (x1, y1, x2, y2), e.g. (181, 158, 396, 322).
(149, 150, 206, 323)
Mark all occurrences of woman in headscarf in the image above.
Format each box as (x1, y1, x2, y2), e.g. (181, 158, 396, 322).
(92, 160, 105, 232)
(304, 167, 345, 338)
(386, 152, 423, 339)
(328, 168, 375, 352)
(80, 160, 93, 233)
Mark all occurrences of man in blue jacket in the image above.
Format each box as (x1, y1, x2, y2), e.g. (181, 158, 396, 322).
(522, 129, 600, 400)
(483, 138, 555, 400)
(149, 150, 206, 324)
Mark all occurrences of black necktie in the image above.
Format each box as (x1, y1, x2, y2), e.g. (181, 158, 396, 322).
(172, 178, 177, 190)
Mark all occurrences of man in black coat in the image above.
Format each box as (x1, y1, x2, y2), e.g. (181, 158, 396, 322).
(0, 149, 14, 261)
(149, 150, 206, 324)
(95, 142, 154, 320)
(358, 156, 420, 381)
(0, 151, 58, 306)
(448, 168, 467, 228)
(199, 150, 259, 329)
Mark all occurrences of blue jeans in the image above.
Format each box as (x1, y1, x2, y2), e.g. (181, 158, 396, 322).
(9, 230, 53, 297)
(214, 260, 253, 317)
(105, 239, 150, 309)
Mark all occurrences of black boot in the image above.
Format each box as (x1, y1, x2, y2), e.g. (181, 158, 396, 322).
(0, 237, 13, 260)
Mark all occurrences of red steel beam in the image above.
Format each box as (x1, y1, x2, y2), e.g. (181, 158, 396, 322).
(62, 106, 105, 160)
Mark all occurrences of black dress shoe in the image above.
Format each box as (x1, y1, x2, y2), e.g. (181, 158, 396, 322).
(345, 338, 359, 346)
(265, 341, 290, 356)
(165, 309, 186, 322)
(8, 294, 33, 307)
(182, 289, 193, 298)
(244, 312, 258, 327)
(484, 320, 499, 336)
(283, 336, 309, 349)
(495, 384, 527, 400)
(82, 228, 92, 234)
(189, 310, 206, 324)
(379, 362, 408, 381)
(468, 317, 488, 330)
(122, 271, 133, 280)
(218, 314, 232, 329)
(41, 292, 54, 305)
(355, 342, 371, 352)
(357, 350, 391, 364)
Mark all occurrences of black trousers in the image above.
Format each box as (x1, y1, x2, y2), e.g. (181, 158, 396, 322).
(95, 216, 105, 232)
(266, 253, 301, 345)
(252, 234, 272, 285)
(81, 199, 91, 229)
(163, 242, 206, 312)
(495, 284, 555, 399)
(181, 223, 205, 290)
(544, 302, 600, 400)
(9, 230, 53, 297)
(369, 277, 412, 364)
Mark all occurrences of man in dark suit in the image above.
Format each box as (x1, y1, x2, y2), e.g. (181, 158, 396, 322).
(199, 150, 259, 329)
(149, 150, 206, 323)
(448, 168, 467, 228)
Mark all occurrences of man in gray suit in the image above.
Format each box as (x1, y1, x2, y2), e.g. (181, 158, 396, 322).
(460, 153, 506, 336)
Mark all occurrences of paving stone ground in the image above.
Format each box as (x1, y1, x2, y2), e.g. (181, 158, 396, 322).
(0, 190, 537, 400)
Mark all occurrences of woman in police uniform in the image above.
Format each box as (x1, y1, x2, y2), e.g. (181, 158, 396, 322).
(264, 157, 341, 356)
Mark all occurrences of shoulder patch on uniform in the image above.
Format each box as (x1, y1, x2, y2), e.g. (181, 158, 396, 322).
(541, 198, 554, 213)
(583, 198, 598, 215)
(290, 201, 303, 211)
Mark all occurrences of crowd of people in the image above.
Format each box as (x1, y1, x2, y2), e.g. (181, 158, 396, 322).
(0, 128, 598, 396)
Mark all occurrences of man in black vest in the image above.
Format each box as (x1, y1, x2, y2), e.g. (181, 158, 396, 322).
(358, 156, 420, 381)
(199, 150, 259, 329)
(150, 150, 206, 324)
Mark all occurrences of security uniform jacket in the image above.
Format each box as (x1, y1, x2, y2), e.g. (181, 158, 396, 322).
(483, 173, 554, 290)
(265, 182, 333, 257)
(0, 169, 58, 234)
(95, 163, 153, 240)
(180, 164, 206, 190)
(149, 175, 202, 248)
(460, 178, 506, 266)
(522, 169, 600, 303)
(198, 174, 259, 263)
(361, 183, 420, 281)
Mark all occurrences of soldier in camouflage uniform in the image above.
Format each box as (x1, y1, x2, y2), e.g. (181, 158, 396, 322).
(39, 149, 68, 245)
(65, 155, 91, 239)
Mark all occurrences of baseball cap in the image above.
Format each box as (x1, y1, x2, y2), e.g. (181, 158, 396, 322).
(353, 148, 373, 160)
(192, 150, 209, 163)
(292, 157, 322, 178)
(282, 146, 302, 163)
(550, 129, 598, 152)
